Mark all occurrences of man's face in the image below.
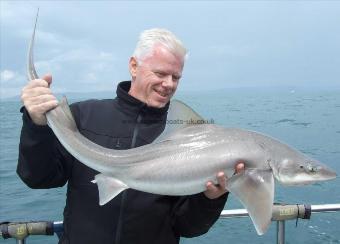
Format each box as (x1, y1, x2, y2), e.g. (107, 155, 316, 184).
(129, 44, 184, 108)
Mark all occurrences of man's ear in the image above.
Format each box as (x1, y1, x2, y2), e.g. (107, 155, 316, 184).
(129, 57, 138, 79)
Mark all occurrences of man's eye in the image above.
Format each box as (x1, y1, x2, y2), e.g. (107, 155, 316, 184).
(154, 72, 166, 77)
(172, 76, 180, 82)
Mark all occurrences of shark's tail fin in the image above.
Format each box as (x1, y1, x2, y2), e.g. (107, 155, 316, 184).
(59, 96, 78, 130)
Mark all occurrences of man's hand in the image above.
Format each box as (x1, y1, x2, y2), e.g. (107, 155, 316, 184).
(204, 162, 245, 199)
(21, 73, 58, 125)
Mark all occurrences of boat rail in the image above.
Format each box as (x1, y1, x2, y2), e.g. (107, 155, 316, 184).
(1, 203, 339, 244)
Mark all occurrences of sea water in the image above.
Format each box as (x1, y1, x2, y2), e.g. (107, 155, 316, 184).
(1, 88, 339, 243)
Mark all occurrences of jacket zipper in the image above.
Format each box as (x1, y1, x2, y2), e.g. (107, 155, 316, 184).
(115, 113, 142, 244)
(131, 114, 142, 149)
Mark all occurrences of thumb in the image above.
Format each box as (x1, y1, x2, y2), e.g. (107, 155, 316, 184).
(42, 73, 53, 87)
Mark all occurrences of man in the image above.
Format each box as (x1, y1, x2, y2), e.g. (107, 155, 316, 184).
(18, 28, 244, 243)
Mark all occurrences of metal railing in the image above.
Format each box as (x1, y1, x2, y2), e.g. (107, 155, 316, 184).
(220, 203, 340, 244)
(1, 203, 340, 244)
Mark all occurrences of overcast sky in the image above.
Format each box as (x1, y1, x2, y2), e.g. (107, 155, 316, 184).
(1, 1, 340, 98)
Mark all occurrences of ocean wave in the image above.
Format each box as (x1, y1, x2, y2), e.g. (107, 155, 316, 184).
(274, 119, 312, 127)
(275, 119, 296, 124)
(292, 122, 311, 127)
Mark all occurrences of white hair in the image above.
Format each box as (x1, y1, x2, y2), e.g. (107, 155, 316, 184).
(132, 28, 187, 62)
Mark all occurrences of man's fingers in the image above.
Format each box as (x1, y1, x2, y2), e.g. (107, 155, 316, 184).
(206, 181, 219, 193)
(42, 73, 52, 86)
(24, 79, 50, 89)
(22, 87, 53, 99)
(206, 172, 226, 190)
(24, 94, 59, 111)
(204, 166, 245, 200)
(26, 100, 58, 115)
(27, 94, 58, 106)
(204, 172, 228, 199)
(217, 172, 226, 187)
(206, 181, 214, 189)
(235, 162, 245, 174)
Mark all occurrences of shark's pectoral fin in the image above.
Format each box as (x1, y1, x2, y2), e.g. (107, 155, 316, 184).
(226, 169, 274, 235)
(92, 174, 129, 206)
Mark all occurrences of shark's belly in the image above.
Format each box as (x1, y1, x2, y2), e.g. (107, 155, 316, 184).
(115, 147, 270, 196)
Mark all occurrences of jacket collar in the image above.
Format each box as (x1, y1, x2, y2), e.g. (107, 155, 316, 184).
(116, 81, 170, 116)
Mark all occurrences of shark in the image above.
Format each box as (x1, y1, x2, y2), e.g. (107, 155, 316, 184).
(26, 11, 337, 235)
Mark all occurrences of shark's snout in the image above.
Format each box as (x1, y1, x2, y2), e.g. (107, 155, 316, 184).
(307, 159, 337, 182)
(319, 165, 337, 180)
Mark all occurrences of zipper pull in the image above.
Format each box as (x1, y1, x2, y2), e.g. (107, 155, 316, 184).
(115, 138, 121, 149)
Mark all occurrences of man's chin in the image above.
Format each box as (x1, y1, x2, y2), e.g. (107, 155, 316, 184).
(147, 99, 169, 108)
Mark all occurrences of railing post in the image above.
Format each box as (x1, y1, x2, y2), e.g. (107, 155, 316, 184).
(277, 220, 285, 244)
(17, 239, 26, 244)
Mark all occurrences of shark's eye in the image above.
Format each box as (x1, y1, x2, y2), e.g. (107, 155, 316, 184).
(299, 165, 304, 169)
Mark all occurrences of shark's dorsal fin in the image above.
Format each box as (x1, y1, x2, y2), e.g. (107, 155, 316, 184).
(153, 99, 206, 143)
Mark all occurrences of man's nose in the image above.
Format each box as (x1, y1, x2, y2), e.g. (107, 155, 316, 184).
(162, 75, 174, 88)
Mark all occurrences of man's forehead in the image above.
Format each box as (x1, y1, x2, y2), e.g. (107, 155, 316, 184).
(141, 47, 183, 73)
(147, 44, 184, 64)
(149, 62, 183, 76)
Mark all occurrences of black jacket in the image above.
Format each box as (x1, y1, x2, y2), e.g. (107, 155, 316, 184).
(17, 81, 228, 244)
